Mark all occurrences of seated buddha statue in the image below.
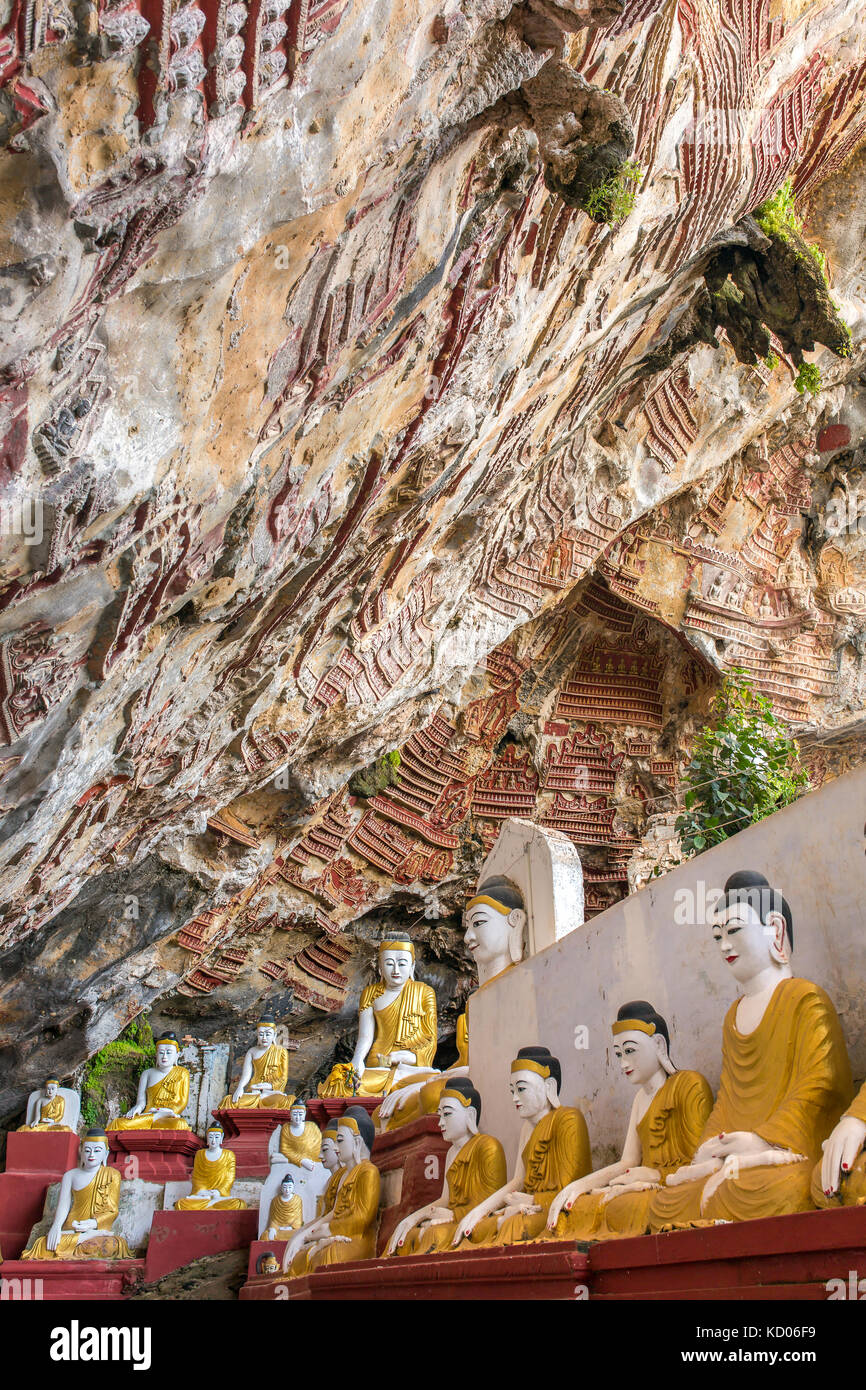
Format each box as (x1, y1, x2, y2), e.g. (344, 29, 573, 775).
(106, 1032, 190, 1131)
(316, 1119, 344, 1217)
(812, 1078, 866, 1208)
(22, 1129, 133, 1260)
(275, 1097, 322, 1167)
(376, 877, 526, 1131)
(647, 871, 852, 1231)
(318, 937, 437, 1099)
(455, 1046, 591, 1247)
(385, 1077, 507, 1256)
(18, 1078, 75, 1132)
(283, 1106, 380, 1275)
(221, 1014, 295, 1109)
(174, 1121, 247, 1210)
(546, 1001, 713, 1241)
(264, 1174, 304, 1238)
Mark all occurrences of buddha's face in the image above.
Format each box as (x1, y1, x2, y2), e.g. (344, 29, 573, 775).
(463, 902, 509, 969)
(280, 1178, 294, 1199)
(258, 1026, 276, 1048)
(335, 1126, 359, 1165)
(206, 1129, 223, 1153)
(155, 1043, 178, 1069)
(81, 1141, 107, 1169)
(321, 1136, 339, 1170)
(289, 1105, 305, 1126)
(712, 900, 787, 984)
(509, 1069, 550, 1122)
(437, 1097, 472, 1146)
(613, 1030, 662, 1086)
(261, 1255, 279, 1275)
(380, 950, 413, 989)
(45, 1082, 59, 1099)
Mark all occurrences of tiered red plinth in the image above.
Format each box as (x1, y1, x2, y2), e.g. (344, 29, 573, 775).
(305, 1098, 382, 1126)
(213, 1108, 289, 1177)
(0, 1131, 82, 1259)
(144, 1208, 259, 1282)
(0, 1259, 144, 1301)
(240, 1206, 866, 1301)
(371, 1115, 450, 1254)
(107, 1129, 202, 1181)
(248, 1238, 291, 1278)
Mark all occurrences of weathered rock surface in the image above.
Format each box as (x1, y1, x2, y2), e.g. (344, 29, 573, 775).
(2, 0, 866, 1120)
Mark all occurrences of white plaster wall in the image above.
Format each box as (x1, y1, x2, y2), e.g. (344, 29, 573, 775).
(468, 762, 866, 1171)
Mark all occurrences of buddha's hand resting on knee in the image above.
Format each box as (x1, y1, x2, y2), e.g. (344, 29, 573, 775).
(548, 1178, 592, 1228)
(821, 1116, 866, 1195)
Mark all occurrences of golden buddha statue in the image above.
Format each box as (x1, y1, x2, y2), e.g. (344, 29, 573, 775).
(18, 1078, 75, 1132)
(812, 1079, 866, 1208)
(647, 872, 852, 1231)
(385, 1077, 507, 1256)
(264, 1174, 304, 1238)
(22, 1129, 133, 1261)
(283, 1107, 380, 1275)
(546, 1002, 713, 1241)
(174, 1121, 247, 1210)
(276, 1097, 322, 1167)
(456, 1046, 591, 1247)
(376, 878, 525, 1131)
(220, 1014, 295, 1109)
(319, 936, 437, 1099)
(106, 1032, 191, 1131)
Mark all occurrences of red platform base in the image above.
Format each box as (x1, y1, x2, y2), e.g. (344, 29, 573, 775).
(213, 1108, 287, 1178)
(0, 1259, 144, 1301)
(371, 1115, 450, 1255)
(144, 1208, 259, 1283)
(305, 1098, 381, 1125)
(107, 1130, 202, 1181)
(248, 1238, 290, 1278)
(6, 1130, 81, 1176)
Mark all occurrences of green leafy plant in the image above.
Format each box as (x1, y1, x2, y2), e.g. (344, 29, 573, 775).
(348, 748, 401, 799)
(79, 1015, 156, 1129)
(794, 361, 822, 395)
(764, 351, 779, 371)
(582, 160, 642, 225)
(754, 178, 834, 287)
(675, 669, 811, 859)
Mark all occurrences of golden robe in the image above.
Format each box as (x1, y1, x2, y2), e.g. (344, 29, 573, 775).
(378, 1012, 469, 1132)
(465, 1106, 591, 1247)
(811, 1079, 866, 1209)
(290, 1160, 380, 1274)
(18, 1095, 73, 1133)
(106, 1066, 190, 1130)
(22, 1165, 132, 1260)
(549, 1070, 713, 1241)
(648, 978, 852, 1231)
(278, 1119, 322, 1165)
(175, 1148, 247, 1210)
(220, 1045, 294, 1109)
(266, 1191, 304, 1234)
(319, 979, 437, 1097)
(316, 1166, 344, 1218)
(396, 1131, 507, 1255)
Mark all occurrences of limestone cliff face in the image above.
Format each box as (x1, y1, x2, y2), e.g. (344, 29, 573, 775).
(2, 0, 866, 1119)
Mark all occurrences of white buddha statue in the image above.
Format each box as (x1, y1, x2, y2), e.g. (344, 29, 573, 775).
(174, 1121, 247, 1210)
(18, 1078, 78, 1132)
(106, 1032, 190, 1131)
(283, 1107, 380, 1275)
(22, 1129, 132, 1260)
(221, 1014, 295, 1109)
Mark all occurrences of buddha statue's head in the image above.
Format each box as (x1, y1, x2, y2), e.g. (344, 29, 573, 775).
(279, 1175, 295, 1200)
(321, 1121, 340, 1171)
(464, 876, 526, 986)
(712, 870, 793, 987)
(258, 1252, 280, 1276)
(154, 1032, 180, 1071)
(205, 1120, 224, 1154)
(44, 1078, 60, 1099)
(612, 1001, 676, 1086)
(378, 937, 415, 991)
(80, 1128, 109, 1170)
(335, 1106, 375, 1166)
(509, 1046, 561, 1123)
(438, 1077, 481, 1146)
(257, 1014, 278, 1048)
(289, 1098, 306, 1128)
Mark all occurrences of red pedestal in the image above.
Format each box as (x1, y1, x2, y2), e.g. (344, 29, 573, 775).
(0, 1259, 144, 1301)
(240, 1243, 590, 1300)
(0, 1173, 54, 1261)
(248, 1238, 290, 1278)
(371, 1115, 450, 1255)
(6, 1130, 81, 1176)
(213, 1108, 287, 1177)
(107, 1130, 202, 1181)
(144, 1208, 259, 1283)
(305, 1098, 381, 1126)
